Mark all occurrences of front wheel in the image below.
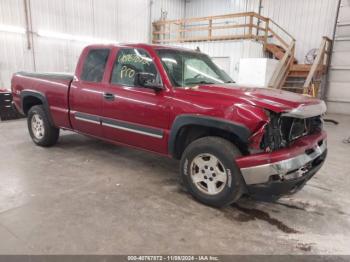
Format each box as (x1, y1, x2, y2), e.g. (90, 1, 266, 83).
(180, 136, 245, 207)
(27, 105, 59, 147)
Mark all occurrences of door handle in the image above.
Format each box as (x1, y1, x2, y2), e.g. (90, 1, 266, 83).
(103, 93, 115, 101)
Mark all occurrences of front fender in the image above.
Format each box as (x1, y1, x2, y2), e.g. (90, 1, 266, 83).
(168, 114, 251, 157)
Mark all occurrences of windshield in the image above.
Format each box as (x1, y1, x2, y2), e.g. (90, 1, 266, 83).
(156, 49, 234, 87)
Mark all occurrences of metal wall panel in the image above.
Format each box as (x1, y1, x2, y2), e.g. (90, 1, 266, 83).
(1, 0, 346, 112)
(0, 0, 30, 88)
(329, 69, 350, 83)
(260, 0, 338, 63)
(327, 101, 350, 114)
(151, 0, 185, 21)
(177, 0, 262, 80)
(333, 40, 350, 52)
(0, 0, 154, 89)
(181, 0, 350, 114)
(338, 5, 350, 21)
(0, 0, 25, 26)
(327, 82, 350, 99)
(327, 0, 350, 114)
(182, 0, 258, 39)
(331, 51, 350, 67)
(184, 0, 259, 17)
(183, 0, 338, 63)
(0, 32, 33, 88)
(175, 40, 264, 80)
(29, 0, 150, 42)
(336, 25, 350, 37)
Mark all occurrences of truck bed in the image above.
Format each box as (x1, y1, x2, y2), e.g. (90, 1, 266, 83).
(12, 71, 74, 129)
(16, 71, 74, 81)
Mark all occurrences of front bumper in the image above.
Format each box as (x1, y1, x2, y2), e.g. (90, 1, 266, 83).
(236, 131, 327, 197)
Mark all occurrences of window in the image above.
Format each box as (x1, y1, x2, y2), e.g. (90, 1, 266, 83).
(184, 58, 219, 80)
(157, 49, 233, 87)
(81, 49, 110, 82)
(111, 48, 160, 87)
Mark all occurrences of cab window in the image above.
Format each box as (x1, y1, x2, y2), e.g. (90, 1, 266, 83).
(111, 48, 160, 87)
(157, 49, 233, 87)
(81, 49, 110, 82)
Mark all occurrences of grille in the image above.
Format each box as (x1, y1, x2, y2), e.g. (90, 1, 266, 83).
(281, 116, 323, 141)
(261, 114, 323, 151)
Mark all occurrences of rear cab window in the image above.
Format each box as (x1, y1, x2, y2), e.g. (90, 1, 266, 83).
(81, 49, 110, 82)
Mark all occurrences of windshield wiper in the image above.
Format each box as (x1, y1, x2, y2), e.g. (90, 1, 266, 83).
(225, 80, 235, 83)
(186, 80, 215, 85)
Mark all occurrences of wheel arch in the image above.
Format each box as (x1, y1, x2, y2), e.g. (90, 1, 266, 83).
(169, 115, 251, 159)
(21, 90, 54, 126)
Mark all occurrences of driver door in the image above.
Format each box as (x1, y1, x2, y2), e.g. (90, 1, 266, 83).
(101, 47, 170, 154)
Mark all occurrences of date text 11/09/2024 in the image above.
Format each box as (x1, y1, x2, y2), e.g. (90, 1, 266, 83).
(127, 255, 220, 261)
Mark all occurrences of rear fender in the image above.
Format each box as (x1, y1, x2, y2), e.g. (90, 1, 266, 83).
(21, 90, 54, 126)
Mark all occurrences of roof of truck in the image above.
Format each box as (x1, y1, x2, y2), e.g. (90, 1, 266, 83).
(85, 43, 197, 52)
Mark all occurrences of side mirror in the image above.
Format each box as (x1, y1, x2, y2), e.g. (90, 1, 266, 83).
(135, 72, 163, 91)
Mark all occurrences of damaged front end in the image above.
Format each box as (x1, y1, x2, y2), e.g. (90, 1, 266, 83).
(238, 101, 327, 198)
(260, 112, 323, 152)
(249, 101, 326, 152)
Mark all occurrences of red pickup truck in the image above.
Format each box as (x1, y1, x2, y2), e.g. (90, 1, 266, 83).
(11, 43, 327, 207)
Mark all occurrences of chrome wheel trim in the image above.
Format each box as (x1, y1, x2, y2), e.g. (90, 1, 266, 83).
(31, 114, 45, 140)
(190, 153, 228, 195)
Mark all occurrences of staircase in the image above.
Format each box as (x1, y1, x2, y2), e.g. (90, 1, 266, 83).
(266, 38, 331, 96)
(265, 44, 308, 93)
(265, 44, 298, 63)
(265, 44, 311, 93)
(152, 12, 332, 97)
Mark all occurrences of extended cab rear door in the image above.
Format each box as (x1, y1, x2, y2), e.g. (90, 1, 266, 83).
(69, 48, 111, 137)
(101, 47, 170, 154)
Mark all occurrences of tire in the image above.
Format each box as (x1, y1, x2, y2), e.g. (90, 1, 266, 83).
(27, 105, 59, 147)
(180, 136, 245, 207)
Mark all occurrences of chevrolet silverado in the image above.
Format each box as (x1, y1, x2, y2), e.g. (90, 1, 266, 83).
(11, 43, 327, 207)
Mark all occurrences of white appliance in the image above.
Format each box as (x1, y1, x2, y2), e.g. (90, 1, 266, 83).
(238, 58, 279, 87)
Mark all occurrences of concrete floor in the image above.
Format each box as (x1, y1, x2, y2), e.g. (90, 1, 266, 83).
(0, 114, 350, 255)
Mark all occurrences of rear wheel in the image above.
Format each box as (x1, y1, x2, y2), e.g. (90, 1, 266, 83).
(27, 105, 59, 147)
(180, 136, 245, 207)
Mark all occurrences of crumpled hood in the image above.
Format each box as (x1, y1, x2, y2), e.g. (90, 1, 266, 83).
(193, 84, 323, 113)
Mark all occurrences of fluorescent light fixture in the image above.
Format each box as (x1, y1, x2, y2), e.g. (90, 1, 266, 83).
(0, 24, 26, 34)
(37, 29, 118, 44)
